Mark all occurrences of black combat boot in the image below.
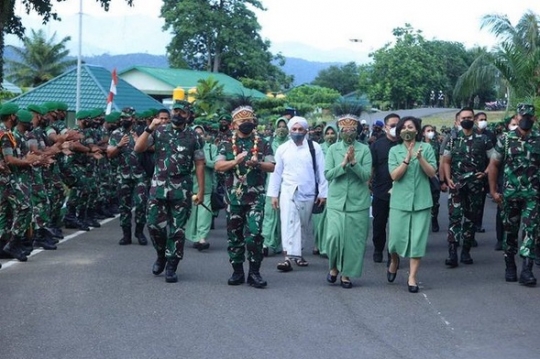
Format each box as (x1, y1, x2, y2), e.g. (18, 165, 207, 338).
(3, 236, 28, 262)
(64, 205, 83, 229)
(460, 246, 474, 264)
(504, 254, 517, 282)
(21, 236, 34, 256)
(84, 209, 101, 228)
(228, 263, 245, 285)
(33, 228, 57, 250)
(535, 245, 540, 267)
(247, 262, 267, 288)
(118, 226, 132, 245)
(92, 206, 106, 220)
(152, 252, 166, 275)
(431, 216, 439, 233)
(134, 223, 148, 245)
(445, 242, 458, 268)
(519, 258, 537, 286)
(165, 257, 180, 283)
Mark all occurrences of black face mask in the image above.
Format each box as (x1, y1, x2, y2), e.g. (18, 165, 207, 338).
(519, 115, 534, 131)
(12, 119, 19, 128)
(171, 116, 186, 127)
(92, 122, 101, 129)
(219, 124, 229, 132)
(24, 123, 34, 132)
(238, 122, 256, 135)
(121, 120, 132, 129)
(109, 125, 118, 132)
(40, 119, 49, 128)
(461, 119, 474, 130)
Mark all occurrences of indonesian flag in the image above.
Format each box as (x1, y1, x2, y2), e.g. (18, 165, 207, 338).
(105, 68, 118, 115)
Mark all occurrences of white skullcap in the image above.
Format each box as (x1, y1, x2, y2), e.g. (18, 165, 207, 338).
(360, 119, 367, 125)
(287, 116, 309, 131)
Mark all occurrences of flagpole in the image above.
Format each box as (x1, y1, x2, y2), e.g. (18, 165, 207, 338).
(76, 0, 83, 112)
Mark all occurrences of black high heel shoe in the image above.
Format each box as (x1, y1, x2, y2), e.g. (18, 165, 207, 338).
(327, 272, 337, 283)
(340, 277, 353, 289)
(407, 281, 419, 293)
(386, 256, 400, 283)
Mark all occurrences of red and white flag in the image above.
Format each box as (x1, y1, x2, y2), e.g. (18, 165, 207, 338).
(105, 68, 118, 115)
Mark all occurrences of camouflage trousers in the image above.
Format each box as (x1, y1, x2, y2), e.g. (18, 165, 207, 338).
(46, 166, 66, 227)
(0, 180, 32, 238)
(227, 201, 265, 264)
(118, 176, 148, 228)
(502, 197, 539, 259)
(32, 179, 50, 230)
(447, 181, 484, 248)
(65, 164, 90, 214)
(147, 197, 191, 260)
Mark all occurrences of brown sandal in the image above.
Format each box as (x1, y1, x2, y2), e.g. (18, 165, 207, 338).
(277, 259, 293, 272)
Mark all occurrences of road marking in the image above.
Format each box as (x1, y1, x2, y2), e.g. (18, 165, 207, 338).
(0, 216, 118, 271)
(422, 292, 454, 331)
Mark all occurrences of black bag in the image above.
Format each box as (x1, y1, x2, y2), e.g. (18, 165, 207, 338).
(308, 140, 325, 214)
(211, 186, 226, 211)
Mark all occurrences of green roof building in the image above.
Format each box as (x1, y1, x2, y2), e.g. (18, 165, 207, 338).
(7, 64, 164, 113)
(118, 66, 266, 101)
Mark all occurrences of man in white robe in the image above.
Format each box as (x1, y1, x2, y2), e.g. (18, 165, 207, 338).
(267, 116, 328, 271)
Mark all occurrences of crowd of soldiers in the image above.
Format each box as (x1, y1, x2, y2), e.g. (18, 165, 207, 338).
(1, 99, 539, 289)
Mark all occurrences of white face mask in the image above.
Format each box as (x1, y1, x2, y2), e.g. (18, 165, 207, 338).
(509, 124, 518, 131)
(388, 127, 397, 137)
(425, 131, 435, 140)
(477, 120, 488, 130)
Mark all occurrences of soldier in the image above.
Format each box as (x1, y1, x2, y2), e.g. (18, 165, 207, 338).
(134, 112, 205, 283)
(107, 109, 148, 245)
(214, 104, 275, 288)
(442, 107, 495, 267)
(214, 111, 233, 146)
(488, 104, 540, 286)
(0, 103, 40, 261)
(421, 124, 441, 232)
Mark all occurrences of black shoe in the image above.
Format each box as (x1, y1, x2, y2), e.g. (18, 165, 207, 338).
(387, 255, 400, 283)
(445, 243, 458, 268)
(408, 282, 419, 293)
(33, 240, 57, 250)
(494, 241, 503, 251)
(247, 273, 267, 288)
(262, 247, 269, 257)
(519, 258, 537, 286)
(373, 250, 383, 263)
(471, 239, 478, 247)
(119, 227, 132, 245)
(460, 249, 474, 264)
(134, 224, 148, 245)
(193, 242, 210, 251)
(3, 241, 27, 262)
(327, 272, 337, 283)
(476, 228, 486, 233)
(152, 256, 166, 275)
(51, 227, 64, 239)
(504, 255, 518, 282)
(165, 259, 179, 283)
(340, 277, 353, 289)
(228, 263, 245, 285)
(431, 217, 439, 232)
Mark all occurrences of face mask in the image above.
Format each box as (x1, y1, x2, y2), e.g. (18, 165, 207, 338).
(425, 131, 435, 140)
(92, 122, 100, 129)
(171, 116, 186, 127)
(121, 120, 132, 129)
(21, 123, 33, 132)
(477, 120, 488, 130)
(461, 120, 474, 130)
(509, 124, 518, 131)
(290, 132, 306, 142)
(238, 122, 255, 135)
(388, 127, 397, 137)
(400, 130, 416, 142)
(275, 127, 288, 139)
(341, 131, 357, 144)
(40, 119, 49, 128)
(324, 134, 337, 144)
(219, 124, 229, 132)
(518, 115, 534, 131)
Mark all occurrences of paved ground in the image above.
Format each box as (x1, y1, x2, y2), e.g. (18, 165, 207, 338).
(1, 195, 540, 359)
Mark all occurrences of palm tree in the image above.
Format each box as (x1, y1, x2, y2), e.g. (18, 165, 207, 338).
(5, 29, 76, 87)
(454, 11, 540, 107)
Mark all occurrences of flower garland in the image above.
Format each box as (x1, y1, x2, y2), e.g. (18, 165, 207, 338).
(231, 129, 259, 195)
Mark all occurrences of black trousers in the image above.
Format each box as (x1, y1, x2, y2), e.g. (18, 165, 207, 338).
(372, 196, 390, 253)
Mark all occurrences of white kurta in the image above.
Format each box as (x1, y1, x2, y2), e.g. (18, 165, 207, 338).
(267, 139, 328, 257)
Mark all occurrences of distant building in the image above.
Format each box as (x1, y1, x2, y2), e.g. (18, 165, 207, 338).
(118, 66, 266, 103)
(1, 80, 23, 95)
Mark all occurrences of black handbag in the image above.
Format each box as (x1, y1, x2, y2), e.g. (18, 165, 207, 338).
(211, 188, 226, 211)
(308, 140, 325, 214)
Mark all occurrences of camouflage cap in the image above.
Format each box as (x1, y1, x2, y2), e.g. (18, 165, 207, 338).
(27, 104, 46, 115)
(517, 103, 535, 116)
(16, 109, 33, 123)
(0, 103, 20, 116)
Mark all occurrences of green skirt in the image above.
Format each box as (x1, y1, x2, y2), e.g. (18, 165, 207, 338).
(388, 207, 430, 258)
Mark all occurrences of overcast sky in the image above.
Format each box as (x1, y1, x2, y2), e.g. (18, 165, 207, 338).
(6, 0, 540, 63)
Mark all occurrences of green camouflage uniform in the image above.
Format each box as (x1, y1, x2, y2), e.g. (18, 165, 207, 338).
(443, 130, 494, 249)
(146, 124, 205, 260)
(65, 126, 94, 218)
(491, 129, 540, 258)
(0, 123, 16, 244)
(216, 133, 274, 264)
(28, 126, 51, 231)
(46, 120, 69, 228)
(108, 127, 148, 229)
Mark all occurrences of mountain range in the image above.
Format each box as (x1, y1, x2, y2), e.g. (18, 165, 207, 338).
(3, 46, 341, 86)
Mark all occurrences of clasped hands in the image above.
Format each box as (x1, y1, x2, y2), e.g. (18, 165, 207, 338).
(341, 145, 356, 167)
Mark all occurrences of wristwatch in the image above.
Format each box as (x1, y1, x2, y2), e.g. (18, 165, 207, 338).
(144, 127, 154, 134)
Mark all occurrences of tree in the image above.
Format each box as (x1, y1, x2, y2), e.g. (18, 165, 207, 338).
(192, 76, 226, 121)
(312, 62, 359, 95)
(284, 85, 341, 115)
(6, 29, 76, 87)
(454, 11, 540, 108)
(0, 0, 133, 87)
(161, 0, 292, 93)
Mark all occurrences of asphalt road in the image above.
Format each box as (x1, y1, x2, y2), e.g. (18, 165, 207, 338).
(1, 194, 540, 359)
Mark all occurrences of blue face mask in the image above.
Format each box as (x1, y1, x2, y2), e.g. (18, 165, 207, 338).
(290, 133, 306, 142)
